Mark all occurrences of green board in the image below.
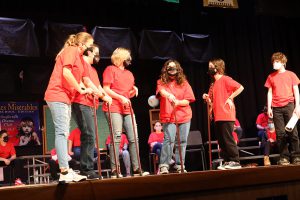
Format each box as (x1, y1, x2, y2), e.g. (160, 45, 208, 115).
(43, 103, 110, 153)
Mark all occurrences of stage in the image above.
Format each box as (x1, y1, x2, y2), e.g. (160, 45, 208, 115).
(1, 165, 300, 200)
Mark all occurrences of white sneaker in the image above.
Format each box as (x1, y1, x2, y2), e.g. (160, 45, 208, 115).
(224, 161, 242, 169)
(217, 162, 228, 170)
(59, 171, 74, 183)
(159, 166, 169, 174)
(69, 169, 87, 182)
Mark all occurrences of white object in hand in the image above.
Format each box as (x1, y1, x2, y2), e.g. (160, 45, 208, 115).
(285, 113, 299, 132)
(148, 95, 159, 108)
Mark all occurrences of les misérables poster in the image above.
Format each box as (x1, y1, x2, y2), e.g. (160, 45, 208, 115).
(0, 102, 41, 146)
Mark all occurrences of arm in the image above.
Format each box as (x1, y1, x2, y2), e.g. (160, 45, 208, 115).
(103, 83, 130, 105)
(63, 67, 89, 95)
(293, 85, 300, 117)
(68, 140, 74, 155)
(267, 87, 273, 118)
(225, 85, 244, 109)
(83, 77, 112, 105)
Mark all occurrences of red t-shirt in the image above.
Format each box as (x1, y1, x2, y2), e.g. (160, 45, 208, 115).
(156, 79, 195, 123)
(209, 75, 241, 121)
(73, 62, 100, 108)
(44, 46, 88, 104)
(147, 132, 164, 144)
(0, 142, 16, 159)
(102, 65, 135, 114)
(256, 113, 268, 127)
(265, 70, 300, 107)
(267, 130, 276, 142)
(106, 134, 129, 149)
(68, 128, 81, 147)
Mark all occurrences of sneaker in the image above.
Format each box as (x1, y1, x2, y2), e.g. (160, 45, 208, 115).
(111, 170, 123, 179)
(292, 157, 300, 165)
(80, 171, 102, 180)
(59, 170, 74, 183)
(69, 169, 87, 182)
(224, 161, 242, 169)
(217, 162, 228, 170)
(133, 169, 150, 177)
(14, 178, 25, 186)
(174, 165, 187, 173)
(277, 157, 290, 166)
(159, 166, 169, 174)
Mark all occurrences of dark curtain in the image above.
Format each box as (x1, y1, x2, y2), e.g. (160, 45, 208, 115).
(91, 26, 138, 59)
(0, 17, 39, 57)
(44, 21, 85, 56)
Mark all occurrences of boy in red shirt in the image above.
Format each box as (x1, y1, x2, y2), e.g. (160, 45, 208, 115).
(203, 58, 244, 170)
(265, 52, 300, 165)
(156, 60, 195, 174)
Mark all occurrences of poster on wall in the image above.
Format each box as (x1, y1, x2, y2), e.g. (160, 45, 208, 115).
(0, 102, 41, 146)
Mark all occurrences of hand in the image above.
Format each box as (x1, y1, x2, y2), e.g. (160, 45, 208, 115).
(102, 95, 112, 105)
(294, 106, 300, 118)
(202, 93, 211, 104)
(4, 159, 10, 165)
(68, 151, 74, 156)
(268, 107, 273, 118)
(167, 93, 176, 104)
(120, 96, 130, 107)
(225, 98, 234, 109)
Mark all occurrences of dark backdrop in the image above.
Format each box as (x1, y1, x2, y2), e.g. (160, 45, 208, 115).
(1, 0, 300, 169)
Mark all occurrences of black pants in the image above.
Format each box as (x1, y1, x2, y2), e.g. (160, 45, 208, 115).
(215, 121, 239, 162)
(273, 102, 300, 160)
(0, 159, 25, 183)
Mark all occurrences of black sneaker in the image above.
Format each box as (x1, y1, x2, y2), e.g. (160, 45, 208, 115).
(133, 169, 150, 177)
(80, 171, 102, 180)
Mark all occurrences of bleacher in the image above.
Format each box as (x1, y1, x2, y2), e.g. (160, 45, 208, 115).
(207, 137, 280, 169)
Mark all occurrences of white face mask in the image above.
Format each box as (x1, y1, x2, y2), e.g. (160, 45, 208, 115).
(273, 62, 283, 70)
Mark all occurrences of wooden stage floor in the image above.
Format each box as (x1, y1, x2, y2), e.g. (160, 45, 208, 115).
(1, 165, 300, 200)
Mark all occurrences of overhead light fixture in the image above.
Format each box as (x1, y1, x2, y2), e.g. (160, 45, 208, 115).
(203, 0, 239, 9)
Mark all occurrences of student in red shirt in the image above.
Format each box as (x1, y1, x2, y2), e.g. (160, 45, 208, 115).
(265, 52, 300, 165)
(203, 58, 244, 170)
(156, 60, 195, 174)
(260, 119, 277, 166)
(0, 130, 24, 185)
(148, 121, 164, 159)
(106, 133, 131, 177)
(71, 44, 112, 180)
(256, 106, 269, 139)
(44, 32, 93, 183)
(102, 47, 148, 177)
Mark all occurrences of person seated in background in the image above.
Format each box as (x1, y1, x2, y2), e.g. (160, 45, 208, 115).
(256, 106, 269, 140)
(106, 133, 131, 178)
(68, 127, 98, 162)
(259, 119, 277, 166)
(0, 130, 25, 185)
(148, 121, 164, 160)
(234, 118, 243, 141)
(48, 148, 80, 181)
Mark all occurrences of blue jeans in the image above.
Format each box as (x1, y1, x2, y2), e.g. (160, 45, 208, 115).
(152, 143, 162, 159)
(47, 101, 71, 169)
(105, 112, 139, 171)
(159, 121, 191, 169)
(72, 103, 96, 172)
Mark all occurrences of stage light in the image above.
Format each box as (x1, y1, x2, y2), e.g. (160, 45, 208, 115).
(203, 0, 239, 9)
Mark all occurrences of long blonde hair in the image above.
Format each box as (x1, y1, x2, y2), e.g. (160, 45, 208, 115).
(56, 32, 93, 60)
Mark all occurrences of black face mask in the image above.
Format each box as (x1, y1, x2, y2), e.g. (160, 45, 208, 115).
(3, 136, 8, 142)
(167, 67, 178, 77)
(93, 55, 100, 65)
(123, 59, 131, 67)
(207, 67, 217, 76)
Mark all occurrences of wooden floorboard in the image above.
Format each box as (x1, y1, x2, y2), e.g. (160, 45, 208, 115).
(1, 165, 300, 200)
